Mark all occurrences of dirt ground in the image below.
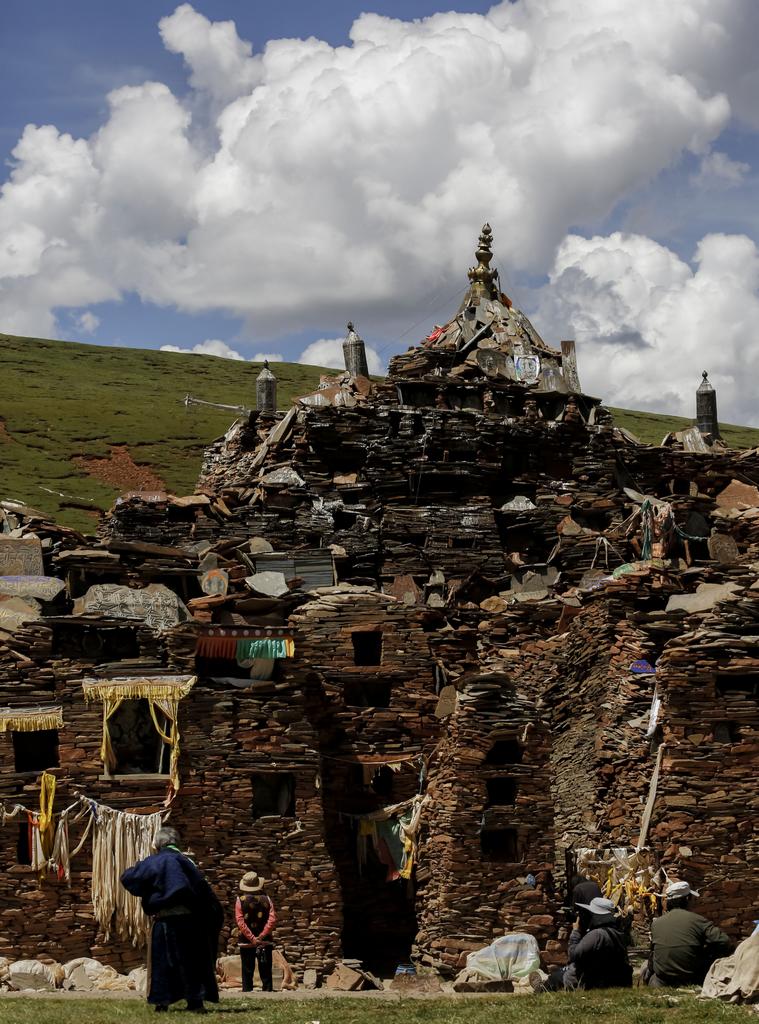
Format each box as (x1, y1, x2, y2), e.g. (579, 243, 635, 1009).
(72, 444, 167, 493)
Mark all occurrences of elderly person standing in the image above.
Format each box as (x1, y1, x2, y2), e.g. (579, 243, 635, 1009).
(121, 826, 223, 1013)
(236, 871, 277, 992)
(647, 880, 732, 987)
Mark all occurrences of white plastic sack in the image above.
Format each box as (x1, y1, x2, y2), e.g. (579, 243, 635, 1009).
(217, 954, 243, 987)
(128, 966, 148, 995)
(465, 933, 541, 981)
(63, 957, 130, 992)
(8, 959, 58, 991)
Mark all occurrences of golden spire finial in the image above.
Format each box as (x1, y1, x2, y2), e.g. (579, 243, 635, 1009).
(467, 222, 498, 299)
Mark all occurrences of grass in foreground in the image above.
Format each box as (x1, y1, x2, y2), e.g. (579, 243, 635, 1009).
(0, 991, 749, 1024)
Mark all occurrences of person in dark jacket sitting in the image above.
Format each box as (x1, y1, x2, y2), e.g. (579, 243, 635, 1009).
(569, 897, 633, 989)
(646, 880, 732, 987)
(541, 896, 632, 991)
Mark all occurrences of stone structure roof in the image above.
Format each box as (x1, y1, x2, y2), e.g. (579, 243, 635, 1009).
(388, 224, 586, 407)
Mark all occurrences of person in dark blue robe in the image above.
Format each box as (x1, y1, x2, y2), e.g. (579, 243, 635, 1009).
(121, 826, 223, 1013)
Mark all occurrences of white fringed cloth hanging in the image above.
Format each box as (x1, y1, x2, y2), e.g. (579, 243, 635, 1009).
(91, 804, 164, 947)
(0, 706, 63, 732)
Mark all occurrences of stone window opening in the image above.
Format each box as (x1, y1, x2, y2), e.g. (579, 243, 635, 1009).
(333, 508, 358, 530)
(715, 675, 759, 699)
(351, 631, 383, 666)
(480, 827, 520, 863)
(485, 777, 518, 807)
(713, 722, 739, 744)
(344, 679, 392, 708)
(196, 654, 277, 682)
(484, 738, 523, 765)
(370, 765, 394, 798)
(109, 700, 170, 776)
(251, 772, 295, 818)
(12, 729, 60, 773)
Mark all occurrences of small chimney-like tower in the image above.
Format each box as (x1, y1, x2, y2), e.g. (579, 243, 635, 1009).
(256, 360, 277, 415)
(343, 322, 370, 379)
(696, 370, 721, 439)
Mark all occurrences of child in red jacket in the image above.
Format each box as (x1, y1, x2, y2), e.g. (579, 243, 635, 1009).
(236, 872, 277, 992)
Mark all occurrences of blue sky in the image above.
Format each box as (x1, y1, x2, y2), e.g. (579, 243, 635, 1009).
(0, 0, 492, 354)
(2, 1, 759, 421)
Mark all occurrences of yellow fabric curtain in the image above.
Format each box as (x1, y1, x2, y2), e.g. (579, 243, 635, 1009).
(38, 771, 56, 862)
(0, 707, 63, 732)
(101, 697, 125, 774)
(148, 697, 182, 793)
(82, 676, 196, 702)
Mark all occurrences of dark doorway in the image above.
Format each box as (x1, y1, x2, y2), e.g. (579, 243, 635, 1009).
(351, 631, 383, 666)
(486, 777, 518, 807)
(319, 760, 417, 976)
(12, 730, 59, 773)
(485, 738, 523, 764)
(344, 679, 392, 708)
(481, 827, 519, 862)
(251, 773, 295, 818)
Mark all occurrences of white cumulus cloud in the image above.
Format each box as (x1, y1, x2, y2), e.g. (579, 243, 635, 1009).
(534, 231, 759, 426)
(1, 0, 758, 419)
(251, 352, 283, 362)
(160, 338, 245, 359)
(74, 311, 100, 335)
(298, 337, 384, 374)
(693, 150, 751, 187)
(159, 4, 261, 105)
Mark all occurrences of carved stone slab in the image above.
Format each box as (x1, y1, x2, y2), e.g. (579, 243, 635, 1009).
(0, 537, 44, 577)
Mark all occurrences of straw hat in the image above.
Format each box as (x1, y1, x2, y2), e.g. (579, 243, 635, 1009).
(240, 871, 265, 893)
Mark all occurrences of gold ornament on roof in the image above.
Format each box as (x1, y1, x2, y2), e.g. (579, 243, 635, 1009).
(467, 223, 498, 299)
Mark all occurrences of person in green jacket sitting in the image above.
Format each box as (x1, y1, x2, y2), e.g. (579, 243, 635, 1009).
(646, 880, 732, 987)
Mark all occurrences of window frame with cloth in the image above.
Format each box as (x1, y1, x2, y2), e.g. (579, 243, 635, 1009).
(82, 676, 196, 794)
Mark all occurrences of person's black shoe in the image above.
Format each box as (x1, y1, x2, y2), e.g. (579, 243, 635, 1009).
(186, 1002, 206, 1014)
(155, 1006, 169, 1013)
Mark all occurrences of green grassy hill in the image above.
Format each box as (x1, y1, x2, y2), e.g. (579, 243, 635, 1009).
(0, 333, 330, 532)
(2, 333, 758, 534)
(607, 406, 759, 450)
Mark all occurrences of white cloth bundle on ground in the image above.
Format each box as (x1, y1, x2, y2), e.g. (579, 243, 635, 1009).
(465, 933, 541, 981)
(7, 960, 61, 991)
(701, 934, 759, 1004)
(62, 957, 131, 992)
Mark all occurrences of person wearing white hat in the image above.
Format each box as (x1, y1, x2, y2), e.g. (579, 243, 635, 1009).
(646, 880, 731, 987)
(235, 872, 277, 992)
(539, 896, 632, 991)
